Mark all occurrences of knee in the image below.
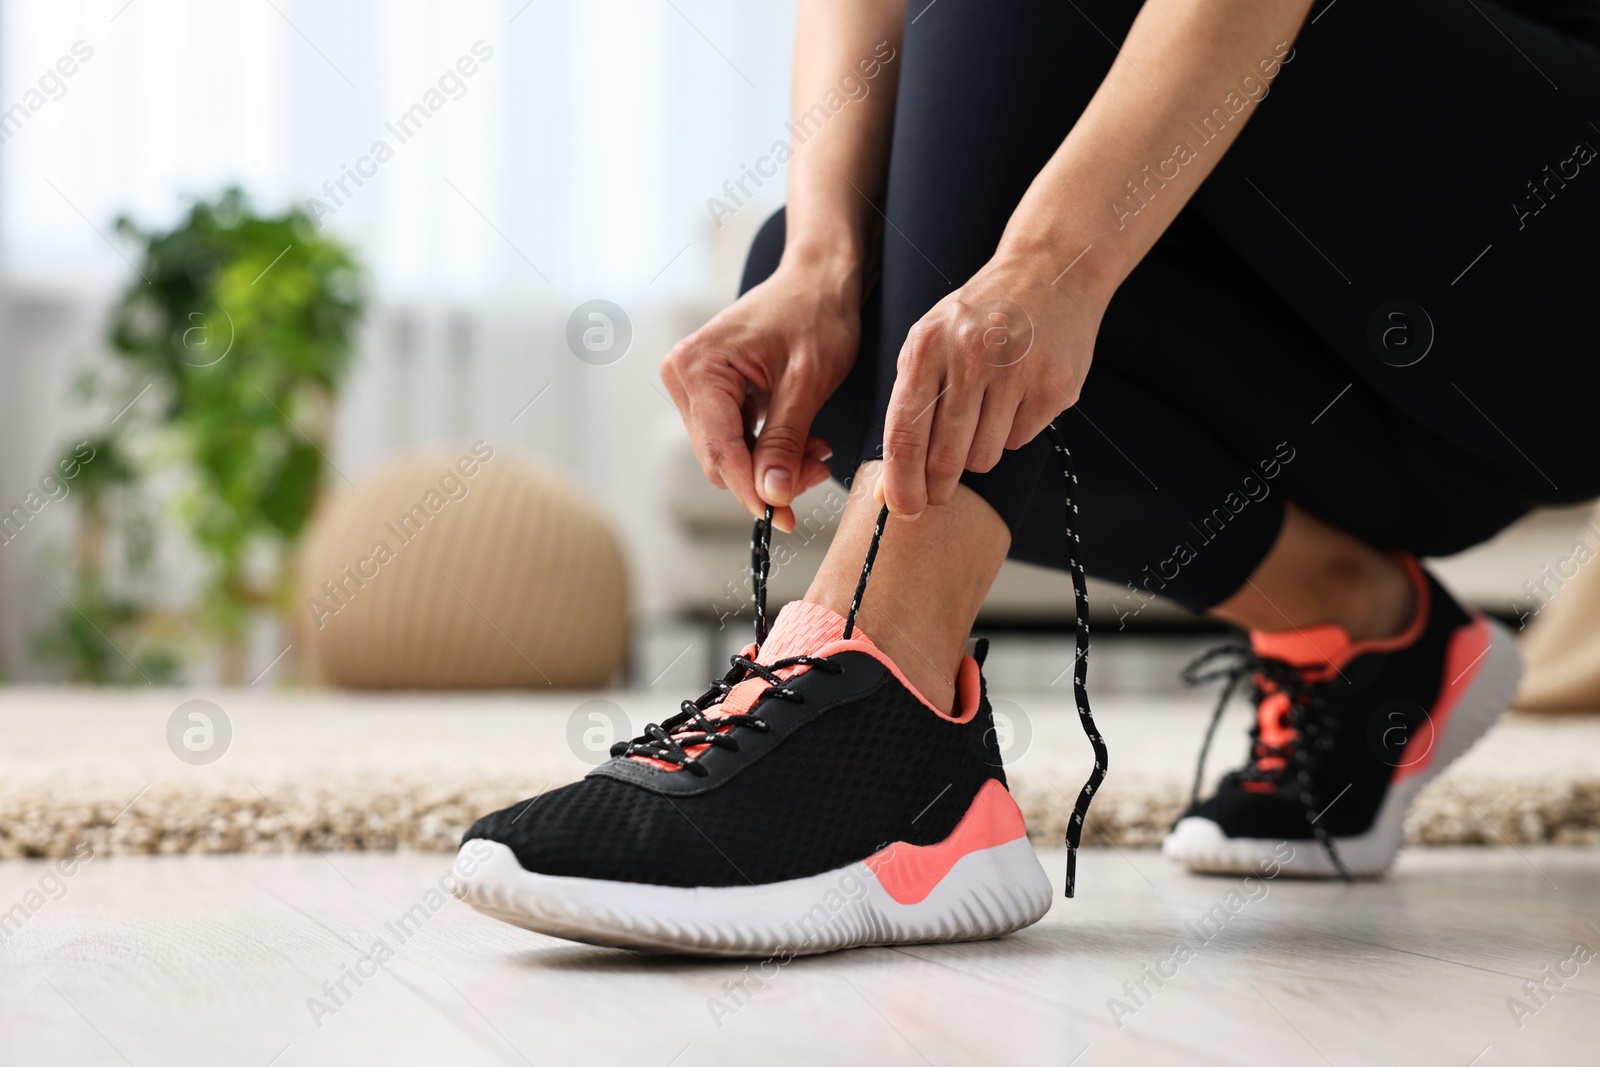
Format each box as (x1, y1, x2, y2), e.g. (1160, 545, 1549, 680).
(739, 207, 787, 297)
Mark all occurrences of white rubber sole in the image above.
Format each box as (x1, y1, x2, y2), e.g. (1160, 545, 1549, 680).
(1163, 617, 1522, 878)
(452, 836, 1053, 957)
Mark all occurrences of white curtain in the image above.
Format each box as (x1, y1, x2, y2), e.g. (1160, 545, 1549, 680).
(3, 0, 795, 297)
(0, 0, 800, 677)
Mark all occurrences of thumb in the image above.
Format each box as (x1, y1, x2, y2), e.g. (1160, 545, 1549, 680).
(752, 378, 823, 509)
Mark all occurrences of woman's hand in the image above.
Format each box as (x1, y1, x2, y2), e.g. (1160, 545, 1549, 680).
(661, 260, 860, 532)
(876, 252, 1107, 518)
(867, 0, 1312, 518)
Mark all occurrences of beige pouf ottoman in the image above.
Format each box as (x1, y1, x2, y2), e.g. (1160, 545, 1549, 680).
(297, 442, 628, 688)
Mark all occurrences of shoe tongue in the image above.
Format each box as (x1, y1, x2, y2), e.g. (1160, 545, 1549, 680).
(716, 601, 877, 716)
(1247, 623, 1351, 773)
(1249, 624, 1352, 668)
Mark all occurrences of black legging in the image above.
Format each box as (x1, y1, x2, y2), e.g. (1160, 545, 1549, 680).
(740, 0, 1600, 614)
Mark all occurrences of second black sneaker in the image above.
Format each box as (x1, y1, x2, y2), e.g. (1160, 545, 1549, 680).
(1163, 557, 1520, 877)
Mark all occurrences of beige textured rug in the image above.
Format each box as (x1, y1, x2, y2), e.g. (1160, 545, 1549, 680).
(2, 688, 1596, 858)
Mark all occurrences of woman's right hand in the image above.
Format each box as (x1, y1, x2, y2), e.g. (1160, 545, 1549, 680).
(661, 259, 861, 532)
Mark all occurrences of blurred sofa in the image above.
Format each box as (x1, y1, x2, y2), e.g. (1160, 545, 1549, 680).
(654, 426, 1594, 629)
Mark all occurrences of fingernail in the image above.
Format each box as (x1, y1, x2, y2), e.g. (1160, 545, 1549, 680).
(819, 448, 834, 462)
(762, 467, 793, 505)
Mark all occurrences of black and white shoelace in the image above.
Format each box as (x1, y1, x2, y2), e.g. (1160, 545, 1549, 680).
(1043, 423, 1108, 898)
(1182, 646, 1351, 880)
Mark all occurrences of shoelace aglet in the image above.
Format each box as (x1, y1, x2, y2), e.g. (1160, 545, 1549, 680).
(1064, 847, 1078, 899)
(1313, 824, 1355, 883)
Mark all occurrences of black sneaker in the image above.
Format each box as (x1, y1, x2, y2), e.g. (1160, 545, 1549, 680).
(1163, 557, 1520, 877)
(453, 426, 1107, 956)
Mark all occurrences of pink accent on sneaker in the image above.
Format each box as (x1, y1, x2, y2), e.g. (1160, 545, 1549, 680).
(1243, 556, 1434, 785)
(720, 601, 979, 721)
(1392, 616, 1493, 783)
(716, 600, 880, 717)
(865, 779, 1027, 905)
(1248, 556, 1432, 674)
(632, 601, 981, 771)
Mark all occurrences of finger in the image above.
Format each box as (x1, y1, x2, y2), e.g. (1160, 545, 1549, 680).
(798, 455, 832, 493)
(878, 331, 944, 519)
(744, 393, 792, 538)
(923, 382, 982, 508)
(1007, 393, 1069, 451)
(708, 429, 767, 520)
(751, 363, 825, 509)
(663, 334, 786, 525)
(728, 386, 802, 529)
(796, 436, 834, 492)
(968, 388, 1021, 472)
(661, 352, 724, 486)
(685, 381, 767, 521)
(662, 345, 748, 499)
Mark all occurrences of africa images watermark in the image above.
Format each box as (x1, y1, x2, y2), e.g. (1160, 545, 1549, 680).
(0, 440, 98, 549)
(1107, 841, 1296, 1029)
(709, 484, 848, 630)
(1512, 133, 1595, 231)
(1509, 510, 1600, 630)
(1108, 440, 1297, 629)
(304, 40, 495, 228)
(1505, 920, 1599, 1030)
(0, 39, 94, 147)
(704, 861, 874, 1029)
(0, 842, 95, 945)
(305, 839, 493, 1028)
(1111, 40, 1294, 232)
(704, 40, 897, 230)
(304, 441, 495, 630)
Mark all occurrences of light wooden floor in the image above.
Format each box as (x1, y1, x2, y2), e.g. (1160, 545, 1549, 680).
(1, 846, 1595, 1066)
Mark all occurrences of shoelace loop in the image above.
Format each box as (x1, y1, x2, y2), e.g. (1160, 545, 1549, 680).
(611, 652, 843, 774)
(1182, 644, 1350, 881)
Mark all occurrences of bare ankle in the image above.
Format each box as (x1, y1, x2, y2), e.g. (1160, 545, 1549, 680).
(1212, 503, 1416, 641)
(800, 464, 1008, 714)
(1323, 552, 1414, 640)
(827, 595, 964, 712)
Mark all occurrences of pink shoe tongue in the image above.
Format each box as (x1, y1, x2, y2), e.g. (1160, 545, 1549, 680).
(1246, 624, 1352, 764)
(715, 601, 878, 716)
(1249, 624, 1352, 668)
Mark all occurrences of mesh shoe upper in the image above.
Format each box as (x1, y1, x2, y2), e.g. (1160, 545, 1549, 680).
(464, 605, 1009, 887)
(1181, 559, 1473, 841)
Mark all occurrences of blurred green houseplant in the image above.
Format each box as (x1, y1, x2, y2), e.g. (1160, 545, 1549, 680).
(39, 188, 364, 684)
(29, 433, 177, 684)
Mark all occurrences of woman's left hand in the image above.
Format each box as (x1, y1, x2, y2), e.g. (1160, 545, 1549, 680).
(876, 252, 1106, 519)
